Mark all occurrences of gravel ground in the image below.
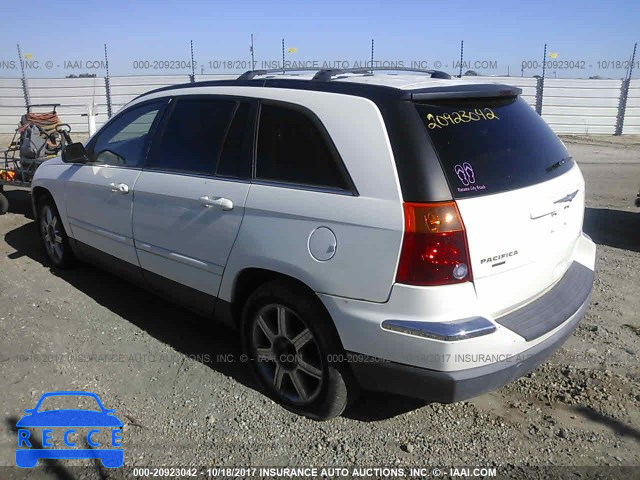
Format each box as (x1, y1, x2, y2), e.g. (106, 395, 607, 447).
(0, 137, 639, 479)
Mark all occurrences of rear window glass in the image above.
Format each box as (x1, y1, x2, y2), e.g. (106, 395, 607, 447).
(414, 96, 573, 198)
(256, 104, 351, 191)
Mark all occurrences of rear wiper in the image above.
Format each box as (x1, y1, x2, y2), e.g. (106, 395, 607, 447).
(546, 156, 572, 173)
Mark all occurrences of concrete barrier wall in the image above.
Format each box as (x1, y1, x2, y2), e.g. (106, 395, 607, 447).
(624, 79, 640, 135)
(541, 79, 622, 135)
(0, 75, 636, 136)
(109, 75, 191, 115)
(0, 78, 26, 136)
(26, 77, 109, 135)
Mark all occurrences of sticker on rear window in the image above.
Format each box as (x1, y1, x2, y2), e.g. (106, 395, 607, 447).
(454, 163, 486, 193)
(414, 97, 574, 199)
(426, 108, 499, 129)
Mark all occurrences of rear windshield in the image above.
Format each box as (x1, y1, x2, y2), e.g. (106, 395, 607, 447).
(414, 96, 574, 198)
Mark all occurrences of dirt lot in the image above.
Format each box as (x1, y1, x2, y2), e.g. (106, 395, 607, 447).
(0, 137, 639, 478)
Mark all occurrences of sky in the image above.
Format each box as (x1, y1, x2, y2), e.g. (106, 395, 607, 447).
(0, 0, 638, 79)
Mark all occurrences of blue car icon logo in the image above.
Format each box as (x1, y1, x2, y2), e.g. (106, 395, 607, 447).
(15, 391, 123, 468)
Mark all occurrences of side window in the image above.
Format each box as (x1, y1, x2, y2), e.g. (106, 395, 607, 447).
(216, 102, 252, 179)
(146, 98, 237, 175)
(256, 104, 350, 191)
(89, 102, 164, 167)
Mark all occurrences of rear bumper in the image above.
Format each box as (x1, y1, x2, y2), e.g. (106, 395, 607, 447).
(319, 232, 596, 401)
(348, 265, 593, 403)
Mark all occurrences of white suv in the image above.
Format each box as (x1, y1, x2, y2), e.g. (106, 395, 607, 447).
(32, 68, 596, 420)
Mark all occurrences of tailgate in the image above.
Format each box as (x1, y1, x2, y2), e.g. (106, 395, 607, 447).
(457, 166, 584, 316)
(414, 94, 585, 316)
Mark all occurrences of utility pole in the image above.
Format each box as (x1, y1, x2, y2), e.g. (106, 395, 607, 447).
(189, 40, 195, 83)
(535, 43, 547, 115)
(615, 42, 637, 135)
(250, 34, 255, 69)
(16, 44, 29, 108)
(370, 39, 374, 73)
(104, 44, 112, 118)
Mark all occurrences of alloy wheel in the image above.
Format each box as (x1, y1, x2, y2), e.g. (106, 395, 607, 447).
(40, 205, 64, 264)
(251, 304, 324, 404)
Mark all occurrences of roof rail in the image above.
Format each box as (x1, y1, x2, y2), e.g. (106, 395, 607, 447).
(312, 67, 452, 81)
(237, 67, 452, 81)
(238, 68, 320, 80)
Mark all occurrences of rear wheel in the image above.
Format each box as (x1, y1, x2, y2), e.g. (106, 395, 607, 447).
(242, 280, 358, 420)
(37, 195, 74, 268)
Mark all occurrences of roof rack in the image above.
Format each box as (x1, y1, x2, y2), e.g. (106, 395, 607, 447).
(312, 67, 452, 81)
(237, 67, 452, 81)
(238, 68, 320, 80)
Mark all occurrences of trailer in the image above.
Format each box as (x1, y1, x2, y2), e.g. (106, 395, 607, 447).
(0, 104, 72, 214)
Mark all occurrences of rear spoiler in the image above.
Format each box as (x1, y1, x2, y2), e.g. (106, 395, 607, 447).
(411, 84, 522, 101)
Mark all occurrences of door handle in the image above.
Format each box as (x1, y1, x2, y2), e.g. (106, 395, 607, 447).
(199, 196, 234, 211)
(109, 182, 130, 194)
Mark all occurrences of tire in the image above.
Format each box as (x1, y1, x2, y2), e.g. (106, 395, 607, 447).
(0, 192, 8, 215)
(36, 194, 74, 268)
(241, 280, 359, 420)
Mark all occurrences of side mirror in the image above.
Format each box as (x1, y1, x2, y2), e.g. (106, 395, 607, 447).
(62, 142, 88, 164)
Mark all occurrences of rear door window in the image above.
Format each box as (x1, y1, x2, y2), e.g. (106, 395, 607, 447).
(414, 96, 573, 198)
(216, 102, 253, 179)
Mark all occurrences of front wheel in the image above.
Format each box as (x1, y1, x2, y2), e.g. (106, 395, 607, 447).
(37, 195, 74, 268)
(242, 280, 358, 420)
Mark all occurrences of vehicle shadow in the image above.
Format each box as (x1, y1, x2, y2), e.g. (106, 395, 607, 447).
(572, 405, 640, 441)
(4, 221, 426, 421)
(6, 415, 77, 479)
(1, 187, 34, 219)
(343, 393, 429, 421)
(584, 207, 640, 253)
(4, 220, 257, 395)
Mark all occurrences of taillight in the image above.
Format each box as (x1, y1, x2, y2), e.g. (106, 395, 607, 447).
(396, 201, 473, 286)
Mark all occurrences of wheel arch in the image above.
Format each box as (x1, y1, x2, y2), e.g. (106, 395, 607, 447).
(31, 185, 51, 213)
(228, 267, 345, 349)
(32, 185, 75, 244)
(230, 268, 314, 323)
(32, 185, 57, 220)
